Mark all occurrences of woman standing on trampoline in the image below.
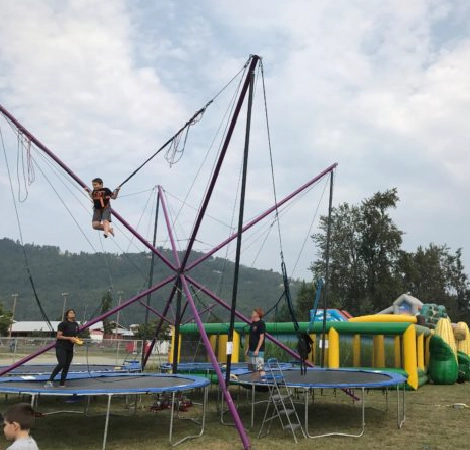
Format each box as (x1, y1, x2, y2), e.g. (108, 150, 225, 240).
(44, 309, 80, 388)
(245, 307, 266, 377)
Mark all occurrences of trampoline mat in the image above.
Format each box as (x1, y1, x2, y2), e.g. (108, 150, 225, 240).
(0, 373, 210, 395)
(0, 363, 140, 375)
(236, 368, 406, 389)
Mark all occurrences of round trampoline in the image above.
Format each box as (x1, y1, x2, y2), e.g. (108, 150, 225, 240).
(236, 367, 406, 388)
(0, 373, 210, 449)
(234, 366, 406, 438)
(0, 361, 141, 376)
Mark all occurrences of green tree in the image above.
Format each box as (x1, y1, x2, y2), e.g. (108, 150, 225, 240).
(313, 202, 367, 313)
(295, 281, 315, 321)
(447, 248, 470, 322)
(312, 189, 403, 315)
(400, 244, 447, 302)
(398, 245, 470, 322)
(311, 188, 470, 321)
(359, 189, 403, 312)
(0, 303, 12, 336)
(100, 291, 113, 335)
(134, 320, 170, 340)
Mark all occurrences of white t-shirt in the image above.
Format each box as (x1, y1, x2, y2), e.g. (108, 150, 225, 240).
(6, 436, 39, 450)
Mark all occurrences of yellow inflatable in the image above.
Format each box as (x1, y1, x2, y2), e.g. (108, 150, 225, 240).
(349, 314, 417, 323)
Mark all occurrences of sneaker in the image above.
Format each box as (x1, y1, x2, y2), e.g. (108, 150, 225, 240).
(103, 233, 108, 238)
(44, 381, 54, 388)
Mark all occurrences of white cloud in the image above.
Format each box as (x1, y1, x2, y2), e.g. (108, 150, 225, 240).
(1, 0, 470, 284)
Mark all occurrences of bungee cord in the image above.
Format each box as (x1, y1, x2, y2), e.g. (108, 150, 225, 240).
(0, 123, 54, 333)
(118, 56, 254, 190)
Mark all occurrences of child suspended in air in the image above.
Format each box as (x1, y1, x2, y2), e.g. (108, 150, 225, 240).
(90, 178, 120, 238)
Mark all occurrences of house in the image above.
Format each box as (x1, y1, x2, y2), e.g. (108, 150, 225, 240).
(83, 320, 135, 341)
(10, 321, 61, 337)
(9, 320, 134, 340)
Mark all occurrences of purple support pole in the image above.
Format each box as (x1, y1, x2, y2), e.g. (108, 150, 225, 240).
(139, 186, 185, 366)
(112, 209, 177, 271)
(0, 104, 88, 189)
(182, 304, 215, 325)
(142, 283, 179, 368)
(0, 275, 176, 376)
(179, 274, 251, 450)
(187, 162, 338, 271)
(78, 276, 176, 330)
(187, 276, 313, 365)
(0, 104, 177, 272)
(157, 186, 182, 265)
(158, 186, 252, 449)
(138, 300, 173, 324)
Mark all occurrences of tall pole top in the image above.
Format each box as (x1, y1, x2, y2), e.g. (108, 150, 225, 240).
(61, 292, 69, 319)
(9, 294, 18, 338)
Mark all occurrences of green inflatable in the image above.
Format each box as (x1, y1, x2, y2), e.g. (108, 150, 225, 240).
(428, 335, 458, 385)
(457, 351, 470, 382)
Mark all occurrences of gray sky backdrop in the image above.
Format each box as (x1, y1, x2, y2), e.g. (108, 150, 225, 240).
(1, 1, 470, 286)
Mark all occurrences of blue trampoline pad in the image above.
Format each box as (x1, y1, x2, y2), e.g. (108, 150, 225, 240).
(0, 361, 141, 376)
(0, 372, 210, 396)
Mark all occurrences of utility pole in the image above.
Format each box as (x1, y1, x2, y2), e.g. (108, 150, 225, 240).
(82, 305, 89, 323)
(61, 292, 69, 319)
(115, 291, 124, 339)
(9, 294, 18, 338)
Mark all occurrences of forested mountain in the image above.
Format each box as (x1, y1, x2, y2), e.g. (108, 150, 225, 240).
(4, 189, 468, 330)
(0, 238, 301, 326)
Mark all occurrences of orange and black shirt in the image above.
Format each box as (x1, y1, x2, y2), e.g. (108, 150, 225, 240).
(91, 188, 113, 210)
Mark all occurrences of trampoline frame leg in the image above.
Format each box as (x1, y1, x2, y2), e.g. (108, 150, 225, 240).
(102, 395, 112, 450)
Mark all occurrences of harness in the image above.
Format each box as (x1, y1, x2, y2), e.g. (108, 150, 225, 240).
(296, 333, 314, 375)
(282, 261, 311, 375)
(92, 189, 111, 209)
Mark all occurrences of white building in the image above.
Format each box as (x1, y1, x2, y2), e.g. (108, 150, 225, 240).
(10, 320, 132, 340)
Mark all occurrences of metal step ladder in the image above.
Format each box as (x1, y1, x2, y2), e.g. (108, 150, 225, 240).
(258, 358, 305, 443)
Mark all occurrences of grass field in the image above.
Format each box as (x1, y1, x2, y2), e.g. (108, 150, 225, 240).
(2, 380, 469, 450)
(1, 340, 469, 449)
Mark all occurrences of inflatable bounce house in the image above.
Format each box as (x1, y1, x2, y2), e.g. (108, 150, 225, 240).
(310, 294, 470, 388)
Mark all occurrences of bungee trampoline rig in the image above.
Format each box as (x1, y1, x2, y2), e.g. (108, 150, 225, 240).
(0, 53, 375, 449)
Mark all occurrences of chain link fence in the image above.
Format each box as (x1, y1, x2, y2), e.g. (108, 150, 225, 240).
(0, 337, 170, 369)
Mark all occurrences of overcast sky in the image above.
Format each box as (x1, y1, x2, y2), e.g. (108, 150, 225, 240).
(1, 0, 470, 288)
